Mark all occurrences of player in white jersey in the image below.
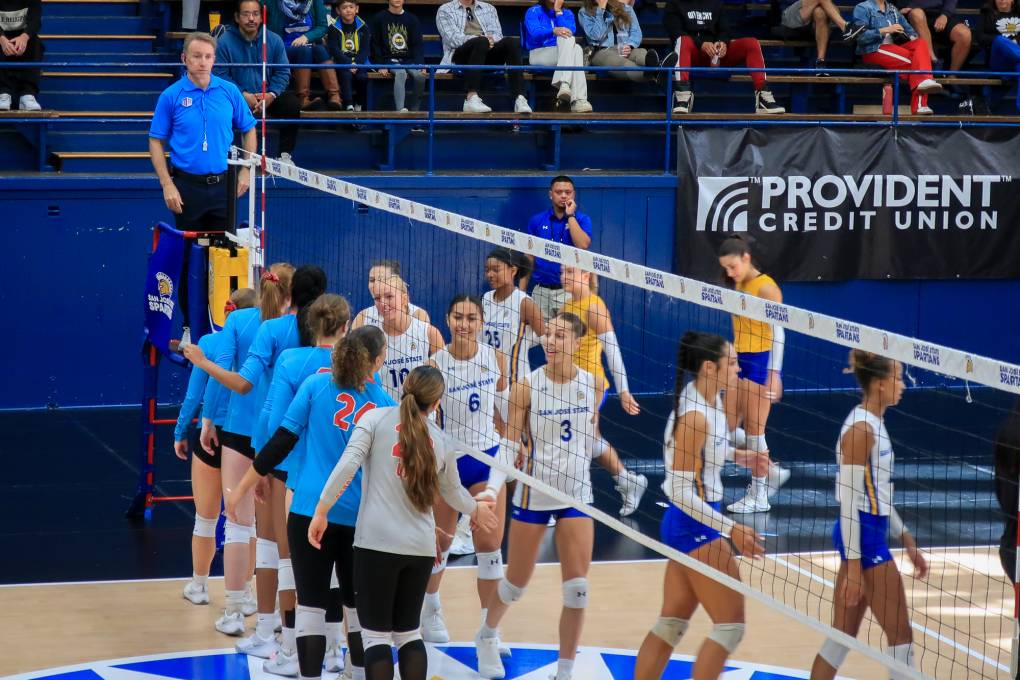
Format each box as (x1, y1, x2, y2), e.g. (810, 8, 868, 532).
(634, 331, 766, 680)
(810, 351, 928, 680)
(421, 295, 509, 645)
(351, 259, 431, 330)
(475, 311, 597, 680)
(481, 249, 544, 386)
(372, 275, 444, 403)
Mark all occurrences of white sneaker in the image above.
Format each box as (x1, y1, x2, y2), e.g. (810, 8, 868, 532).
(463, 94, 492, 113)
(556, 83, 572, 105)
(324, 645, 344, 672)
(215, 611, 247, 636)
(616, 472, 648, 517)
(514, 95, 533, 114)
(726, 485, 771, 514)
(450, 515, 475, 556)
(672, 89, 693, 114)
(915, 105, 934, 115)
(916, 78, 943, 94)
(479, 611, 512, 657)
(241, 588, 258, 616)
(263, 649, 299, 677)
(236, 631, 279, 658)
(570, 99, 593, 113)
(18, 94, 41, 111)
(475, 633, 506, 679)
(421, 609, 450, 644)
(0, 93, 10, 111)
(766, 465, 791, 501)
(182, 580, 209, 605)
(279, 152, 294, 165)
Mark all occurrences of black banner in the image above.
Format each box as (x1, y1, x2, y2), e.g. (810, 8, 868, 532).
(675, 127, 1020, 281)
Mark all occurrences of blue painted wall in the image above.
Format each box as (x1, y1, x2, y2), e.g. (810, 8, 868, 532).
(2, 174, 1018, 410)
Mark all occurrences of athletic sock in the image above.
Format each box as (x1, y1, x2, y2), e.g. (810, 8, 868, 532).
(192, 572, 208, 588)
(256, 613, 275, 639)
(424, 591, 441, 612)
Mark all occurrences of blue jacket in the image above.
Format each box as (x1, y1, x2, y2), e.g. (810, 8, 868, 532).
(578, 4, 642, 48)
(524, 4, 577, 51)
(213, 24, 291, 96)
(326, 15, 370, 65)
(853, 0, 918, 54)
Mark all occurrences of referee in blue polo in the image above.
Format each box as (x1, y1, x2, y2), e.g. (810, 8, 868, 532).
(149, 32, 257, 230)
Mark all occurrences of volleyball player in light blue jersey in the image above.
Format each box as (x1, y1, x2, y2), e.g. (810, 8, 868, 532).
(226, 326, 393, 680)
(174, 289, 256, 608)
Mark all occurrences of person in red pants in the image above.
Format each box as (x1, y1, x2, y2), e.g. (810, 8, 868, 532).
(663, 0, 785, 114)
(853, 0, 943, 113)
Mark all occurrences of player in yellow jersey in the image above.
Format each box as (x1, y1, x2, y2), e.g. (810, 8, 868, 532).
(718, 236, 791, 513)
(560, 265, 649, 517)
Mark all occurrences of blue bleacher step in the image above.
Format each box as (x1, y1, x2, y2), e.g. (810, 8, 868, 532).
(43, 90, 160, 110)
(42, 72, 173, 89)
(41, 34, 155, 53)
(48, 130, 150, 152)
(43, 52, 169, 73)
(51, 151, 155, 173)
(43, 0, 140, 17)
(45, 15, 148, 33)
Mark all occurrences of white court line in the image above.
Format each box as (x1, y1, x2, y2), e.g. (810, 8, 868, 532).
(767, 554, 1010, 672)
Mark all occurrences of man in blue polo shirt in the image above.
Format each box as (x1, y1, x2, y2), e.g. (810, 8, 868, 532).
(149, 32, 257, 230)
(520, 174, 593, 321)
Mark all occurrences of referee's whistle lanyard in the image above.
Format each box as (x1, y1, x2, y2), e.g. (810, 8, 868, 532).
(200, 92, 209, 152)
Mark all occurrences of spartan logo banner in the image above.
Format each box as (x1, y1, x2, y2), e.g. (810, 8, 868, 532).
(675, 127, 1020, 281)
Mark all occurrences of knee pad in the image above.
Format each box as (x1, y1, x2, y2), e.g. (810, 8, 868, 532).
(591, 436, 608, 458)
(224, 520, 252, 546)
(431, 549, 450, 575)
(277, 558, 295, 591)
(707, 622, 745, 654)
(255, 538, 279, 569)
(295, 605, 326, 638)
(496, 578, 525, 605)
(476, 550, 504, 581)
(650, 617, 689, 648)
(818, 639, 850, 670)
(344, 605, 361, 632)
(330, 568, 340, 590)
(392, 629, 422, 649)
(193, 514, 217, 538)
(562, 577, 588, 610)
(361, 628, 391, 652)
(746, 434, 768, 453)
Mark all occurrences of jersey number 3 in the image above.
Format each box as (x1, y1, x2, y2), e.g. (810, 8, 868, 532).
(333, 394, 376, 431)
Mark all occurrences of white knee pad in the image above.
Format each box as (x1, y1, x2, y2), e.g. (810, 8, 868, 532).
(591, 436, 608, 458)
(193, 514, 217, 538)
(255, 538, 279, 570)
(277, 558, 295, 591)
(392, 630, 422, 649)
(343, 606, 361, 632)
(224, 520, 252, 546)
(431, 549, 450, 575)
(496, 578, 525, 605)
(707, 623, 745, 654)
(361, 628, 391, 651)
(295, 605, 326, 637)
(746, 434, 768, 453)
(330, 569, 340, 590)
(476, 551, 504, 581)
(818, 639, 850, 670)
(562, 578, 588, 610)
(650, 617, 689, 648)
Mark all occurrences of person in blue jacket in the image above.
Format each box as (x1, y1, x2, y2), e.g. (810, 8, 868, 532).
(225, 326, 394, 680)
(524, 0, 593, 112)
(175, 287, 256, 608)
(327, 0, 371, 111)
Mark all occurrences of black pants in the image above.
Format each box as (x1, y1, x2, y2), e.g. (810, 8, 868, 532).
(0, 34, 42, 98)
(452, 36, 525, 98)
(265, 91, 301, 155)
(353, 547, 433, 633)
(170, 167, 230, 230)
(338, 68, 368, 109)
(288, 513, 357, 610)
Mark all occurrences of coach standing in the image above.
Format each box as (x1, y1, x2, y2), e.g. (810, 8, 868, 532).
(149, 32, 257, 230)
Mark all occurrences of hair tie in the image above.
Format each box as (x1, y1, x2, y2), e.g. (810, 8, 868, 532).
(223, 300, 237, 314)
(262, 271, 280, 284)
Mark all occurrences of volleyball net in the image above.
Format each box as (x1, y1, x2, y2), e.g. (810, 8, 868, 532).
(239, 148, 1017, 680)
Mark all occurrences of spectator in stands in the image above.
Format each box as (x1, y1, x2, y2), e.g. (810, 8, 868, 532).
(0, 0, 42, 111)
(778, 0, 866, 71)
(663, 0, 786, 114)
(901, 0, 973, 76)
(326, 0, 370, 111)
(370, 0, 427, 111)
(579, 0, 672, 82)
(437, 0, 533, 113)
(854, 0, 942, 112)
(978, 0, 1020, 110)
(524, 0, 594, 113)
(215, 0, 301, 163)
(266, 0, 343, 109)
(994, 399, 1020, 585)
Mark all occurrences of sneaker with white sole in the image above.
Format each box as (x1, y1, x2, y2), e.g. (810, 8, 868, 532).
(421, 609, 450, 644)
(475, 633, 506, 679)
(916, 79, 943, 94)
(726, 484, 771, 514)
(556, 83, 572, 106)
(215, 611, 247, 636)
(263, 649, 299, 677)
(182, 580, 209, 605)
(755, 89, 785, 114)
(324, 645, 344, 672)
(617, 472, 648, 517)
(672, 89, 693, 114)
(514, 95, 533, 114)
(767, 465, 791, 501)
(450, 515, 475, 556)
(463, 94, 492, 113)
(241, 588, 257, 616)
(570, 99, 593, 113)
(236, 631, 279, 657)
(915, 105, 934, 114)
(0, 93, 11, 111)
(18, 94, 41, 111)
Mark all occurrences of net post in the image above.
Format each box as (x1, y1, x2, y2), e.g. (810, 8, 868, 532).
(1013, 477, 1019, 678)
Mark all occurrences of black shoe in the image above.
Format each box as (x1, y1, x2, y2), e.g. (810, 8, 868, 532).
(814, 58, 830, 77)
(841, 21, 866, 42)
(958, 97, 974, 115)
(657, 51, 679, 88)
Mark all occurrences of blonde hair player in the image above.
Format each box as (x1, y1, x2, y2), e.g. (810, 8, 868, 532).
(560, 265, 649, 517)
(372, 275, 445, 403)
(717, 236, 791, 514)
(475, 311, 598, 680)
(351, 259, 431, 329)
(809, 351, 928, 680)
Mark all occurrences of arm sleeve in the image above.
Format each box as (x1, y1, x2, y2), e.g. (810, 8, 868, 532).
(578, 9, 606, 44)
(488, 6, 504, 41)
(326, 25, 343, 61)
(320, 422, 372, 505)
(558, 9, 577, 32)
(26, 0, 41, 35)
(576, 212, 594, 240)
(201, 317, 238, 419)
(714, 6, 730, 43)
(148, 90, 173, 140)
(838, 464, 865, 559)
(662, 0, 687, 43)
(305, 0, 330, 42)
(525, 7, 555, 44)
(268, 37, 292, 95)
(627, 7, 642, 46)
(265, 371, 298, 439)
(854, 4, 883, 46)
(897, 12, 918, 37)
(411, 16, 425, 63)
(213, 43, 235, 84)
(238, 324, 273, 387)
(370, 16, 384, 62)
(253, 427, 300, 475)
(232, 85, 258, 132)
(597, 330, 629, 394)
(175, 363, 210, 440)
(667, 471, 735, 535)
(768, 325, 785, 372)
(941, 0, 958, 16)
(437, 4, 468, 50)
(439, 442, 479, 515)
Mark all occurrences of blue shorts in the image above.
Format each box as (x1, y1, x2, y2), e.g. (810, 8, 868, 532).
(457, 445, 498, 489)
(832, 512, 893, 569)
(511, 505, 589, 525)
(737, 351, 771, 386)
(661, 502, 725, 554)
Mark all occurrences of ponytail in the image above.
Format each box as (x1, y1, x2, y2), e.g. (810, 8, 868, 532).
(332, 325, 386, 389)
(291, 265, 329, 346)
(260, 263, 295, 321)
(307, 293, 350, 344)
(672, 331, 728, 416)
(846, 349, 893, 393)
(397, 366, 445, 513)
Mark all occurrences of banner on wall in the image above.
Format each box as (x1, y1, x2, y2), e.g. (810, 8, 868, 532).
(675, 127, 1020, 281)
(142, 222, 186, 358)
